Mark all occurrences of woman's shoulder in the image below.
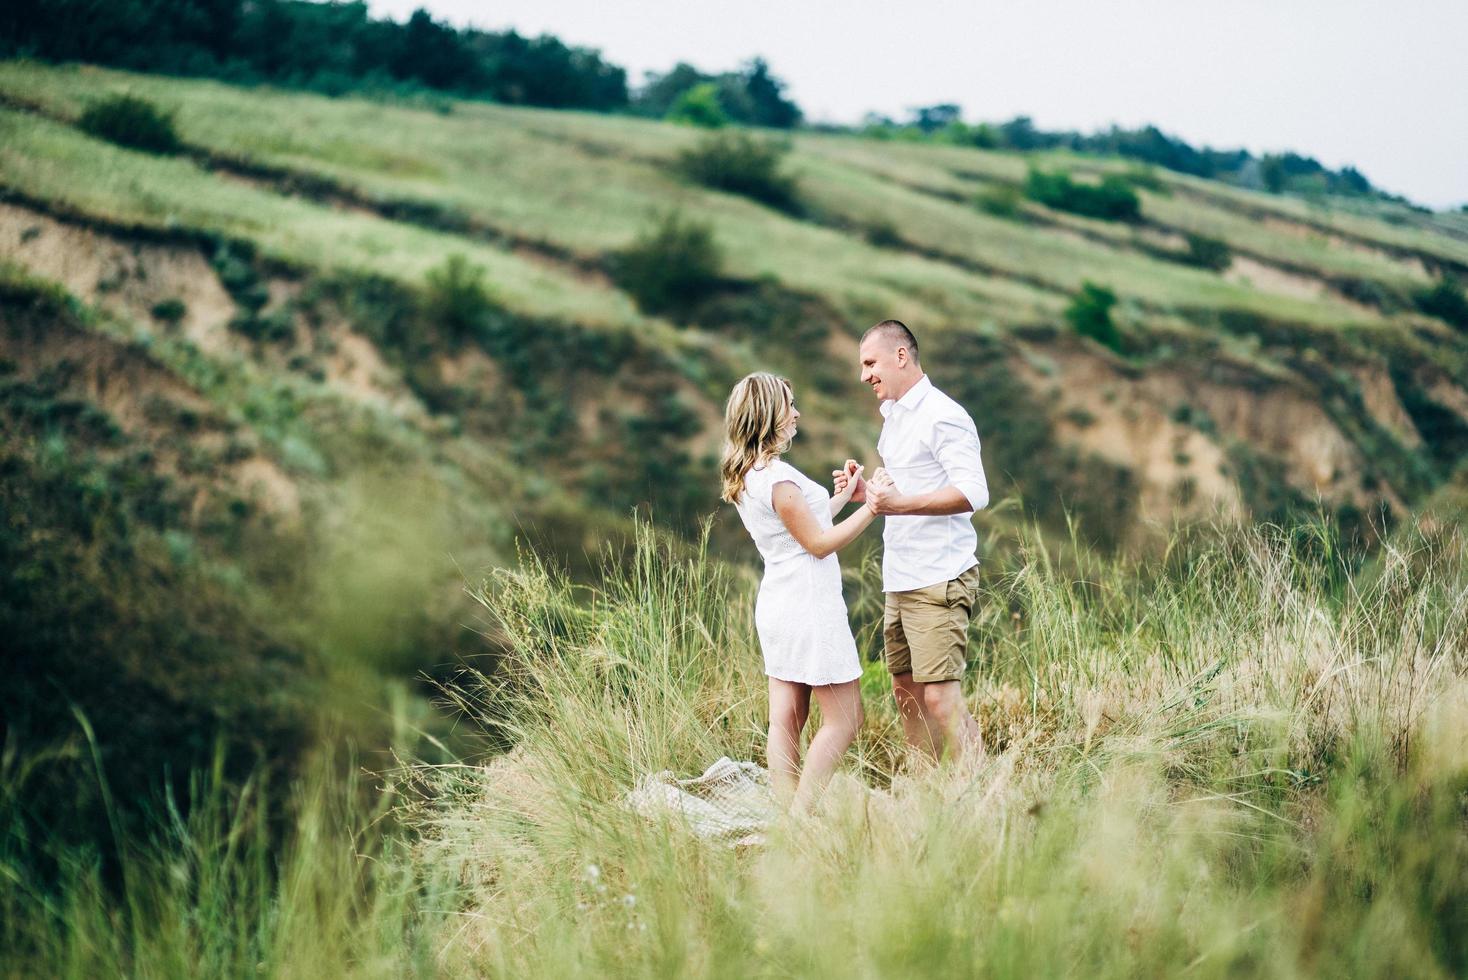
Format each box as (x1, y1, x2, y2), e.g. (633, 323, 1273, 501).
(741, 458, 804, 503)
(761, 458, 807, 485)
(748, 457, 802, 479)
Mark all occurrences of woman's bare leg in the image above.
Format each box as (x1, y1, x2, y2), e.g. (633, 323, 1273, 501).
(793, 680, 863, 812)
(767, 679, 811, 805)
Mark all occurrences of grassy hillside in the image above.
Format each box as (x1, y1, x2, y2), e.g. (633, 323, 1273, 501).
(5, 518, 1467, 975)
(2, 62, 1463, 454)
(1, 59, 1467, 831)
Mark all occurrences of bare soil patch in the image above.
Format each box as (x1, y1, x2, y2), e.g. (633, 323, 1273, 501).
(0, 201, 239, 354)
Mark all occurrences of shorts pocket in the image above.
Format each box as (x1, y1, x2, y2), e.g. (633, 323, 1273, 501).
(946, 571, 978, 611)
(913, 581, 948, 605)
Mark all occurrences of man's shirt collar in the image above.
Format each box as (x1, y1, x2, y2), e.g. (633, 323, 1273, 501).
(880, 373, 932, 418)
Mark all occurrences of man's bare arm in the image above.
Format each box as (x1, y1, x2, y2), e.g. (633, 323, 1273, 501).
(865, 481, 973, 517)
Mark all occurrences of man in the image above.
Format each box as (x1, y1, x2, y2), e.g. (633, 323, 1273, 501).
(834, 319, 989, 761)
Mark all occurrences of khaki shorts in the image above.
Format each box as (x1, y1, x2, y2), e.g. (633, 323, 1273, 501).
(883, 565, 982, 683)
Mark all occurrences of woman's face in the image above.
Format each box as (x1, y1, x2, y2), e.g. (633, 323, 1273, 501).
(777, 394, 800, 444)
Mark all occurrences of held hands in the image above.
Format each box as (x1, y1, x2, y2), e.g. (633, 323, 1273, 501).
(831, 459, 865, 502)
(864, 468, 899, 515)
(830, 460, 865, 508)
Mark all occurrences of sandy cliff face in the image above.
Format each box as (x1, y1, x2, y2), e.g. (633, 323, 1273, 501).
(1, 297, 304, 523)
(4, 199, 1465, 546)
(1004, 330, 1461, 537)
(0, 202, 237, 349)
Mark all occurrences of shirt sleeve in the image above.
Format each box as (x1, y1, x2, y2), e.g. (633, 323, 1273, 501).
(766, 461, 802, 509)
(931, 415, 989, 512)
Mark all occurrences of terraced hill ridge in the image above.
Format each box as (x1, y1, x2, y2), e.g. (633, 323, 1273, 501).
(2, 59, 1466, 560)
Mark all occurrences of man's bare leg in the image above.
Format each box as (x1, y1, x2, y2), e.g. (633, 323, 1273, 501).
(891, 672, 941, 761)
(921, 680, 984, 761)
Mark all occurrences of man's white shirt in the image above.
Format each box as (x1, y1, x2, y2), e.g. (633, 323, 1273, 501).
(876, 374, 989, 593)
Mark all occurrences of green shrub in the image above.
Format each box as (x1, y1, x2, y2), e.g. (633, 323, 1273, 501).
(150, 298, 187, 324)
(1181, 233, 1232, 272)
(666, 82, 728, 128)
(974, 184, 1023, 220)
(1391, 364, 1468, 470)
(1261, 155, 1287, 193)
(1414, 277, 1468, 331)
(611, 211, 724, 316)
(862, 220, 904, 248)
(1025, 168, 1141, 222)
(1334, 276, 1411, 313)
(1120, 166, 1169, 192)
(210, 241, 263, 305)
(423, 254, 494, 341)
(209, 240, 276, 337)
(230, 308, 294, 343)
(675, 132, 800, 213)
(1065, 281, 1122, 352)
(76, 93, 182, 155)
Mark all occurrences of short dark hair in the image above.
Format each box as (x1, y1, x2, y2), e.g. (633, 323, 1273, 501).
(862, 319, 919, 360)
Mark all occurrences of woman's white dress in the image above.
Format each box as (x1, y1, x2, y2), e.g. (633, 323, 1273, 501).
(734, 460, 862, 686)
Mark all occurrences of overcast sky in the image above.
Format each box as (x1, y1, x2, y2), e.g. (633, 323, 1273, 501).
(368, 0, 1467, 209)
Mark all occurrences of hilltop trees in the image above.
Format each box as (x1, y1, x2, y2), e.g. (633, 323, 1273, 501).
(634, 58, 802, 129)
(2, 1, 1397, 203)
(4, 0, 806, 124)
(2, 0, 630, 110)
(911, 103, 963, 134)
(856, 109, 1384, 202)
(736, 58, 803, 129)
(667, 83, 730, 129)
(1, 0, 1395, 203)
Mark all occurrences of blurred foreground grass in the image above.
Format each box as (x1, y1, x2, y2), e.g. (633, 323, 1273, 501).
(3, 515, 1466, 977)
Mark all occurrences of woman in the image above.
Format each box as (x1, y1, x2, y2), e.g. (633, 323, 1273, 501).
(720, 373, 877, 810)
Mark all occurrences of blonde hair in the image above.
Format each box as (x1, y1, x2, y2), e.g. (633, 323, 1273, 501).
(719, 372, 793, 504)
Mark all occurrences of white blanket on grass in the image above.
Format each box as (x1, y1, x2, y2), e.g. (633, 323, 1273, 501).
(625, 757, 773, 844)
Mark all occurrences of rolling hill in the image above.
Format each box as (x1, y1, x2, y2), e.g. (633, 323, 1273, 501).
(2, 60, 1466, 823)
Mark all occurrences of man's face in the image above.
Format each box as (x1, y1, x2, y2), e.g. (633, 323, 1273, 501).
(859, 336, 905, 401)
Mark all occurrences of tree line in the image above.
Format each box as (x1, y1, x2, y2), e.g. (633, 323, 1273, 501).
(0, 0, 802, 122)
(3, 0, 1394, 201)
(859, 107, 1388, 202)
(2, 0, 629, 109)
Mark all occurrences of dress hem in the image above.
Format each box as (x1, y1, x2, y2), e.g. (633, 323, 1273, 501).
(763, 666, 863, 687)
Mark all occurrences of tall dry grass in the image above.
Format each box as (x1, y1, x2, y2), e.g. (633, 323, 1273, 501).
(406, 518, 1468, 977)
(3, 517, 1465, 976)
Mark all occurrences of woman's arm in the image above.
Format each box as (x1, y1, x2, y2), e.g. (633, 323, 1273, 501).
(772, 481, 876, 560)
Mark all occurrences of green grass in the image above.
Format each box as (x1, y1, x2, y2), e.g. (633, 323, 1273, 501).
(0, 63, 1047, 328)
(7, 60, 1462, 338)
(5, 516, 1465, 977)
(798, 135, 1452, 293)
(794, 152, 1373, 326)
(0, 107, 652, 333)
